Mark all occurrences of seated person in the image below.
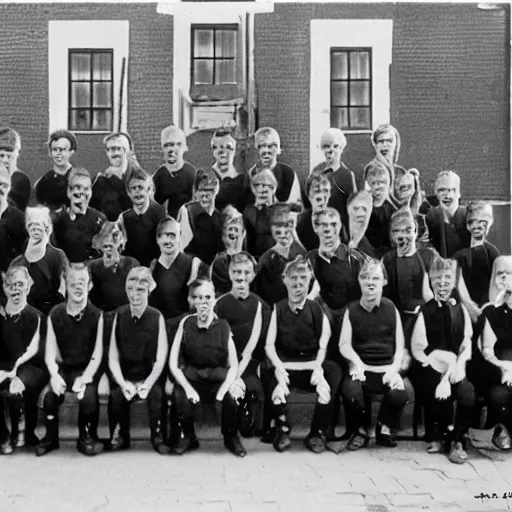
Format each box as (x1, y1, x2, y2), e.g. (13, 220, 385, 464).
(263, 255, 342, 453)
(297, 163, 333, 251)
(0, 265, 47, 454)
(108, 267, 169, 455)
(153, 125, 196, 219)
(339, 259, 409, 450)
(90, 132, 135, 221)
(150, 216, 201, 320)
(210, 128, 247, 213)
(36, 264, 104, 457)
(345, 190, 376, 258)
(215, 252, 271, 437)
(248, 127, 304, 205)
(364, 159, 398, 258)
(35, 130, 77, 215)
(320, 128, 357, 227)
(169, 279, 247, 457)
(253, 202, 305, 307)
(52, 168, 106, 263)
(410, 257, 475, 464)
(118, 166, 166, 267)
(211, 205, 246, 297)
(12, 206, 67, 315)
(178, 169, 223, 266)
(426, 170, 471, 258)
(244, 169, 278, 259)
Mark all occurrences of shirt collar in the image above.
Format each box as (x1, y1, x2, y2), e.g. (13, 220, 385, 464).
(66, 301, 88, 320)
(212, 163, 238, 181)
(197, 312, 216, 331)
(471, 238, 485, 248)
(318, 241, 344, 263)
(130, 305, 146, 320)
(133, 200, 150, 216)
(360, 299, 381, 313)
(288, 298, 307, 314)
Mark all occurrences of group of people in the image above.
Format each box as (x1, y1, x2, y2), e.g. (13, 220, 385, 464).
(0, 122, 510, 465)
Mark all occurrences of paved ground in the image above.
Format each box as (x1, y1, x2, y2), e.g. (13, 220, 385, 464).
(1, 437, 512, 512)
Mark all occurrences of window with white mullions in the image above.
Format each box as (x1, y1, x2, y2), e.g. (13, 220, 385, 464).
(330, 48, 372, 130)
(68, 49, 114, 131)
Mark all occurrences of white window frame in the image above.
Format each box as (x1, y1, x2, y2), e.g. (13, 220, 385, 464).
(48, 20, 129, 135)
(310, 19, 393, 169)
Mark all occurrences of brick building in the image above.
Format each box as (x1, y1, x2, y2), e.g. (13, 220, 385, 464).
(0, 1, 509, 249)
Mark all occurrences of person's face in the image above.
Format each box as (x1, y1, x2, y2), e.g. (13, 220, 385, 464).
(196, 184, 217, 210)
(162, 132, 186, 167)
(359, 267, 386, 303)
(467, 212, 490, 241)
(101, 234, 123, 262)
(229, 262, 255, 296)
(390, 217, 417, 253)
(127, 179, 150, 209)
(495, 265, 512, 293)
(367, 172, 390, 202)
(395, 174, 415, 205)
(308, 179, 331, 213)
(3, 270, 29, 306)
(212, 136, 236, 168)
(256, 135, 280, 167)
(283, 268, 311, 303)
(66, 269, 90, 303)
(436, 176, 460, 209)
(68, 176, 92, 214)
(190, 283, 215, 318)
(375, 130, 396, 159)
(0, 150, 14, 171)
(320, 134, 344, 166)
(50, 138, 74, 168)
(27, 221, 46, 244)
(348, 198, 370, 226)
(126, 276, 149, 308)
(106, 137, 129, 169)
(315, 213, 340, 249)
(252, 180, 275, 205)
(157, 223, 180, 256)
(430, 270, 456, 301)
(271, 220, 294, 248)
(223, 223, 243, 248)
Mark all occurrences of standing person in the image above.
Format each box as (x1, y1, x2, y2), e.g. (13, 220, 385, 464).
(36, 264, 104, 457)
(319, 128, 357, 227)
(177, 169, 223, 266)
(0, 127, 31, 212)
(118, 167, 166, 267)
(371, 124, 404, 195)
(0, 265, 47, 454)
(52, 168, 106, 263)
(263, 255, 342, 453)
(426, 170, 471, 258)
(210, 128, 247, 213)
(108, 267, 170, 455)
(35, 130, 77, 215)
(409, 257, 475, 464)
(90, 132, 134, 221)
(169, 279, 247, 457)
(339, 259, 409, 450)
(153, 125, 196, 219)
(11, 206, 67, 315)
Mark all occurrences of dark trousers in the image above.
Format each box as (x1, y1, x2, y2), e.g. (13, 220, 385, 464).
(409, 363, 475, 442)
(241, 359, 263, 399)
(173, 379, 238, 436)
(262, 360, 342, 433)
(340, 371, 409, 432)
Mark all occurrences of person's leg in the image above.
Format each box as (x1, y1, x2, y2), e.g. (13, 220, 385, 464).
(218, 385, 246, 457)
(260, 361, 278, 443)
(108, 383, 131, 451)
(448, 378, 476, 464)
(340, 374, 368, 450)
(487, 384, 512, 431)
(76, 381, 103, 456)
(171, 383, 199, 455)
(0, 388, 13, 455)
(147, 381, 170, 455)
(239, 359, 262, 438)
(267, 372, 291, 453)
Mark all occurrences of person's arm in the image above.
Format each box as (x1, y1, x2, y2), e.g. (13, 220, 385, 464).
(177, 205, 194, 252)
(141, 314, 168, 391)
(152, 172, 164, 205)
(456, 305, 473, 368)
(45, 317, 62, 378)
(410, 312, 429, 364)
(80, 314, 104, 384)
(421, 271, 434, 303)
(481, 317, 505, 370)
(388, 308, 405, 374)
(169, 316, 196, 395)
(264, 307, 285, 371)
(314, 312, 331, 367)
(11, 317, 41, 374)
(237, 301, 262, 377)
(350, 171, 358, 193)
(457, 273, 481, 322)
(287, 172, 302, 204)
(216, 333, 239, 400)
(338, 309, 365, 371)
(108, 314, 126, 387)
(187, 257, 202, 285)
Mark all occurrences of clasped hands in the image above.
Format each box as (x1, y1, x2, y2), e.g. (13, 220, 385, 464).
(120, 381, 152, 401)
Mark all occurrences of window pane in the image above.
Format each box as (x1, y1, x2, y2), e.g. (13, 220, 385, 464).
(194, 29, 214, 58)
(194, 60, 214, 84)
(350, 52, 370, 79)
(215, 30, 236, 58)
(331, 52, 348, 80)
(331, 107, 348, 129)
(93, 82, 112, 108)
(349, 107, 371, 129)
(93, 52, 112, 80)
(92, 110, 112, 131)
(70, 109, 90, 131)
(349, 81, 370, 106)
(215, 60, 236, 84)
(71, 82, 91, 108)
(331, 81, 348, 106)
(70, 53, 91, 80)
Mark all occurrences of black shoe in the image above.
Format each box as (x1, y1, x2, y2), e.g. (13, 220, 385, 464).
(260, 427, 277, 444)
(171, 434, 200, 455)
(224, 432, 247, 457)
(151, 432, 171, 455)
(109, 424, 131, 452)
(304, 430, 328, 454)
(346, 431, 369, 451)
(0, 438, 13, 455)
(25, 432, 40, 447)
(35, 436, 59, 457)
(77, 432, 104, 457)
(375, 424, 397, 448)
(238, 395, 256, 438)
